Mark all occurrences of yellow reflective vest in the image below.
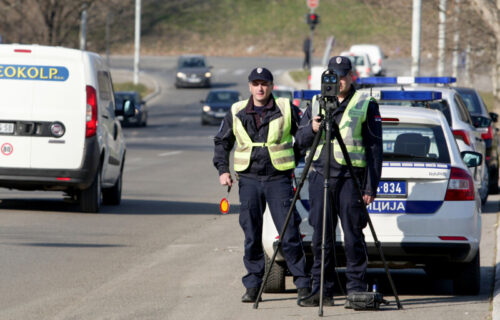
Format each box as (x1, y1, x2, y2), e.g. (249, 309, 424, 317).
(232, 98, 295, 172)
(310, 92, 374, 167)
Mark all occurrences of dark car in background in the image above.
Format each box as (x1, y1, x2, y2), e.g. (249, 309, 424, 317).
(456, 87, 499, 193)
(114, 91, 148, 127)
(201, 89, 241, 125)
(175, 54, 212, 88)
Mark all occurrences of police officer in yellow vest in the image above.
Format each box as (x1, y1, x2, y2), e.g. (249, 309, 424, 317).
(213, 67, 311, 304)
(296, 56, 383, 307)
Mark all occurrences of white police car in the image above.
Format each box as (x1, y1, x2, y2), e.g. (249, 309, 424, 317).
(262, 92, 482, 295)
(358, 77, 489, 205)
(0, 44, 134, 213)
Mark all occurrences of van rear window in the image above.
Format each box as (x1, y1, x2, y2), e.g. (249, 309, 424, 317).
(382, 123, 450, 163)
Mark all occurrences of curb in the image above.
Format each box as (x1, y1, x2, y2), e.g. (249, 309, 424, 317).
(493, 214, 500, 320)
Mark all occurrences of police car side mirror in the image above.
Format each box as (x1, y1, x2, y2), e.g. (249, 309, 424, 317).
(461, 151, 482, 168)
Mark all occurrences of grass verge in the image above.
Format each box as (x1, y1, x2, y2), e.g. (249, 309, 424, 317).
(114, 82, 153, 98)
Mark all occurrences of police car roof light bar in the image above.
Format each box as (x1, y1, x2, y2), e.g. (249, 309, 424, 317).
(294, 90, 321, 100)
(380, 91, 442, 101)
(357, 76, 456, 85)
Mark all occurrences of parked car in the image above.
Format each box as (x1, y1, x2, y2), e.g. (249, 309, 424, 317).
(349, 44, 386, 76)
(201, 89, 241, 125)
(273, 85, 301, 108)
(114, 91, 148, 127)
(262, 104, 482, 295)
(175, 54, 212, 88)
(0, 44, 135, 212)
(455, 87, 499, 194)
(339, 51, 374, 78)
(357, 78, 489, 205)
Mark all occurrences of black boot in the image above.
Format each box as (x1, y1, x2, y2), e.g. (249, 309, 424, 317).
(297, 287, 311, 301)
(298, 292, 334, 307)
(241, 287, 262, 303)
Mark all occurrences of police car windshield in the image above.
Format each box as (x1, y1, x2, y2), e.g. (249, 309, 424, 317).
(382, 123, 450, 163)
(206, 91, 239, 103)
(380, 100, 452, 126)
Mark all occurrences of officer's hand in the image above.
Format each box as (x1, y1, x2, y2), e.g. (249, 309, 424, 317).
(219, 172, 233, 187)
(312, 116, 322, 133)
(363, 195, 375, 205)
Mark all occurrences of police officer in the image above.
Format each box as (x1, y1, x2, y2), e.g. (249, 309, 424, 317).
(295, 56, 383, 307)
(213, 67, 311, 303)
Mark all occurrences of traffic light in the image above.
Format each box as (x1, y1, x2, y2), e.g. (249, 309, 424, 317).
(307, 13, 319, 30)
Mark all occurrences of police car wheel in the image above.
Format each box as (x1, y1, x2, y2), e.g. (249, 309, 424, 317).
(263, 253, 286, 293)
(452, 252, 480, 295)
(79, 168, 102, 213)
(103, 170, 123, 206)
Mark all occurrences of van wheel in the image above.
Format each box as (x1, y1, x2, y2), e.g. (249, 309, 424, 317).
(79, 168, 102, 213)
(263, 253, 286, 293)
(103, 170, 122, 205)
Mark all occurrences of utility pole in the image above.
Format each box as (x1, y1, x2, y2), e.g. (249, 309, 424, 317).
(452, 0, 461, 81)
(79, 3, 88, 50)
(411, 0, 422, 77)
(437, 0, 447, 77)
(105, 12, 112, 67)
(133, 0, 141, 85)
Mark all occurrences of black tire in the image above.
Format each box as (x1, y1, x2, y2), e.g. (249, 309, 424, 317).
(102, 169, 123, 205)
(489, 166, 499, 194)
(141, 113, 148, 127)
(263, 253, 286, 293)
(79, 168, 102, 213)
(452, 251, 480, 295)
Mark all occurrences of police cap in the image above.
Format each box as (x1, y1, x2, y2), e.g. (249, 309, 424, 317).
(248, 67, 273, 82)
(328, 56, 352, 77)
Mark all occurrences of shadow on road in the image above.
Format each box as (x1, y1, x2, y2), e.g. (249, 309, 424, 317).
(482, 197, 499, 214)
(105, 199, 240, 215)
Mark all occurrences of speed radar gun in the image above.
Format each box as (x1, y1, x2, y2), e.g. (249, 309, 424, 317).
(254, 70, 402, 315)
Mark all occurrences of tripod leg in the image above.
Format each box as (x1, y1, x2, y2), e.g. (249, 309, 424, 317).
(330, 121, 403, 310)
(318, 110, 333, 317)
(253, 122, 325, 309)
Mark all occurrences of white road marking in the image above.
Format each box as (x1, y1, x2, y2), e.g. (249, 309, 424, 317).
(158, 151, 182, 157)
(215, 69, 228, 75)
(234, 69, 246, 76)
(273, 69, 283, 75)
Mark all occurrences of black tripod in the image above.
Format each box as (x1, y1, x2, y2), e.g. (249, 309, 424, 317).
(253, 95, 402, 315)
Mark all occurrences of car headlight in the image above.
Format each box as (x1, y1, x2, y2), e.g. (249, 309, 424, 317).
(177, 72, 186, 78)
(205, 72, 212, 78)
(203, 105, 211, 112)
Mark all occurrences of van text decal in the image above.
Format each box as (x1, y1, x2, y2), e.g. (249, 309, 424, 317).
(0, 64, 69, 81)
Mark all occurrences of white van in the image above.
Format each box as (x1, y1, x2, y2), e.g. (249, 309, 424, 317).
(349, 44, 386, 76)
(0, 44, 134, 213)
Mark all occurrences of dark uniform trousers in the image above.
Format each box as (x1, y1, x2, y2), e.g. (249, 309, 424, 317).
(308, 170, 368, 296)
(238, 175, 310, 289)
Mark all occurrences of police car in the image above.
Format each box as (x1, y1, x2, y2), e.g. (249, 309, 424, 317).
(262, 90, 482, 295)
(0, 44, 134, 213)
(358, 77, 489, 205)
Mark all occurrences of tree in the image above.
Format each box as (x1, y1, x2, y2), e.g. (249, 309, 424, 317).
(468, 0, 500, 109)
(0, 0, 95, 46)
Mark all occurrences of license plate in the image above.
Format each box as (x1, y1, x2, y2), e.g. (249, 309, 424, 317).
(377, 180, 406, 197)
(215, 112, 226, 118)
(0, 122, 14, 134)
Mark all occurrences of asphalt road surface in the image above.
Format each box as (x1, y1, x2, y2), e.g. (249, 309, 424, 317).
(0, 56, 497, 320)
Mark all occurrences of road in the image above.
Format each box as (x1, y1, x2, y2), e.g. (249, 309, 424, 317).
(0, 56, 497, 320)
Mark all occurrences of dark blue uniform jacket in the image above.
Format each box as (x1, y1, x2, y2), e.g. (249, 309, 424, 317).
(213, 94, 302, 180)
(295, 86, 383, 196)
